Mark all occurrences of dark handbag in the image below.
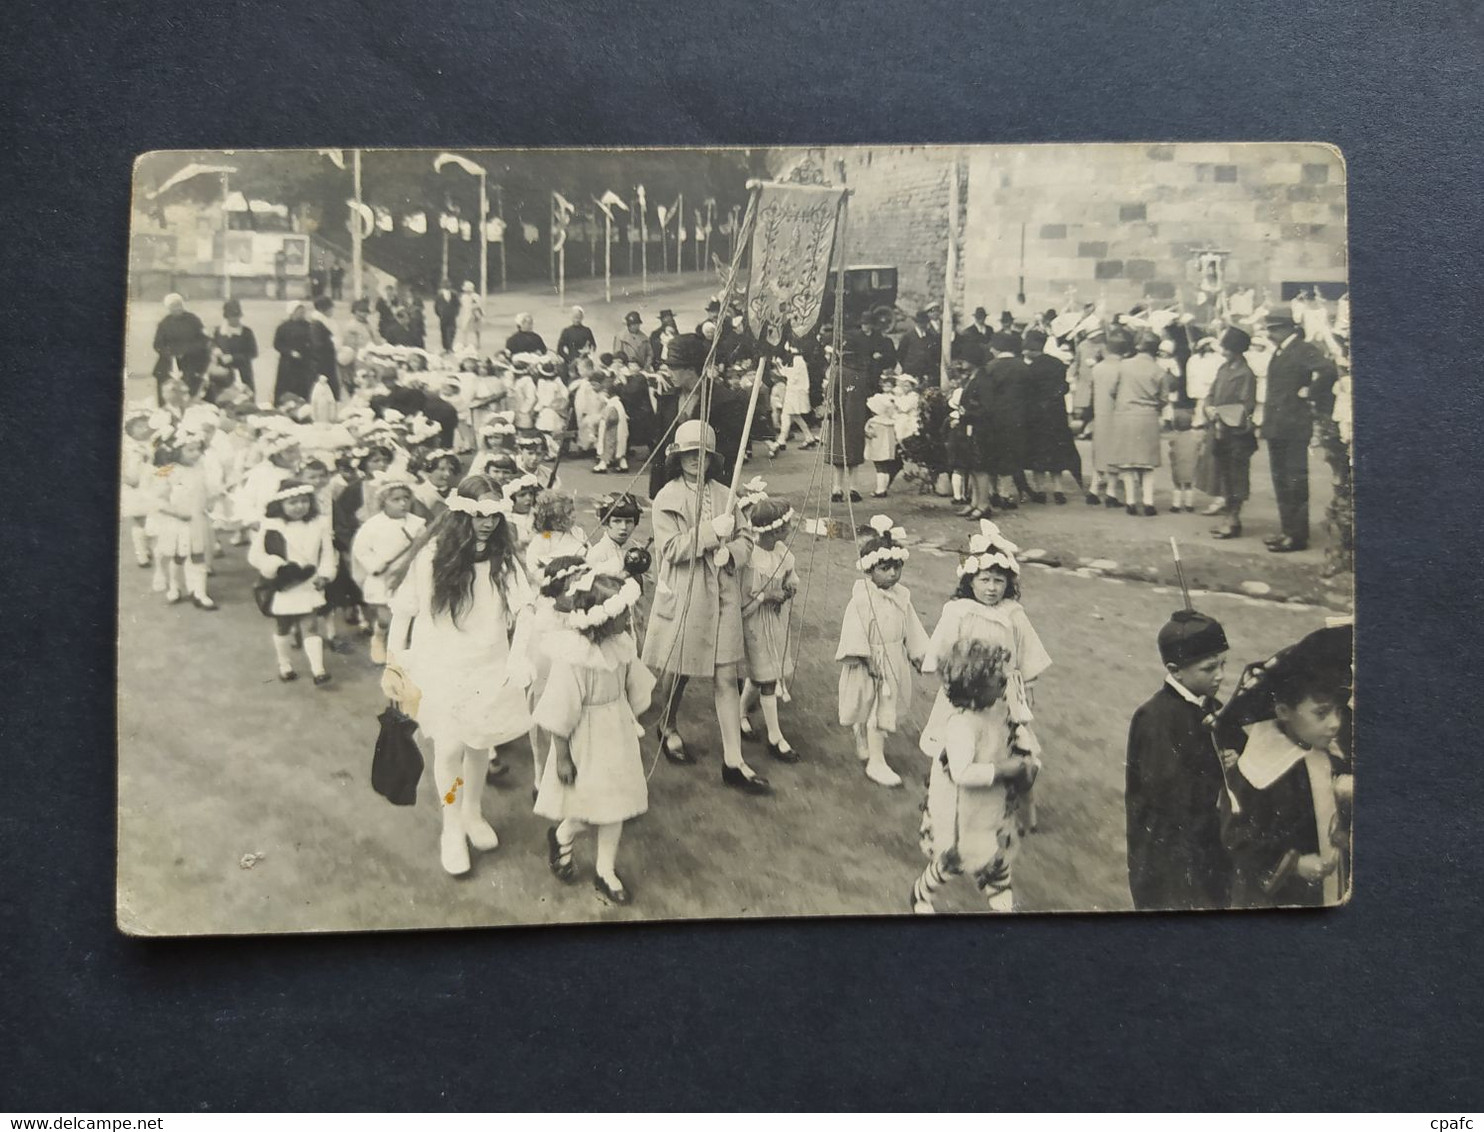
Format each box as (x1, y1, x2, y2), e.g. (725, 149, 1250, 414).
(371, 704, 423, 806)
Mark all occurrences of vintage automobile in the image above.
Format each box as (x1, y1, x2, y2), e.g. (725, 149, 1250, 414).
(819, 265, 901, 331)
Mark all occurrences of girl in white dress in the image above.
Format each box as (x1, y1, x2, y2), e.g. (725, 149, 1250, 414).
(350, 477, 426, 664)
(524, 490, 588, 578)
(249, 480, 338, 684)
(386, 474, 534, 876)
(120, 406, 158, 569)
(919, 520, 1051, 821)
(148, 427, 218, 610)
(509, 554, 588, 794)
(534, 570, 655, 905)
(912, 639, 1040, 914)
(836, 515, 931, 788)
(766, 341, 818, 456)
(738, 497, 801, 762)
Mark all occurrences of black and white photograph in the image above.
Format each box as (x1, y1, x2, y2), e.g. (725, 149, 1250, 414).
(117, 143, 1355, 934)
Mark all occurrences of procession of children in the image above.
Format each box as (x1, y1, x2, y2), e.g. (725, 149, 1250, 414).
(125, 294, 1351, 915)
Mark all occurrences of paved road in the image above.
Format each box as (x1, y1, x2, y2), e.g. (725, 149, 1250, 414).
(117, 435, 1337, 935)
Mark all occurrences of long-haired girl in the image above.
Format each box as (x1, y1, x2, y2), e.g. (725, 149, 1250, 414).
(386, 474, 533, 876)
(912, 639, 1039, 914)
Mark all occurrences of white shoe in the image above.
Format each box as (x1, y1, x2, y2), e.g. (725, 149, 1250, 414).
(865, 759, 903, 788)
(165, 587, 182, 604)
(463, 814, 500, 853)
(151, 574, 167, 593)
(440, 823, 471, 876)
(986, 887, 1015, 913)
(617, 458, 629, 472)
(911, 894, 936, 915)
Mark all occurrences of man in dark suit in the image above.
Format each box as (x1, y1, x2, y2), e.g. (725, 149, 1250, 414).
(433, 278, 460, 353)
(1261, 312, 1338, 553)
(853, 310, 897, 383)
(896, 310, 940, 379)
(954, 305, 993, 364)
(649, 309, 678, 367)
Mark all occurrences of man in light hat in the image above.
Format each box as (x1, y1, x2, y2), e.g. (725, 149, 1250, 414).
(612, 310, 652, 368)
(557, 305, 596, 364)
(1125, 608, 1234, 911)
(1261, 311, 1337, 553)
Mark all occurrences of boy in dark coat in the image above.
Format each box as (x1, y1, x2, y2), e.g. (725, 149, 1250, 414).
(1125, 609, 1234, 911)
(1222, 647, 1351, 908)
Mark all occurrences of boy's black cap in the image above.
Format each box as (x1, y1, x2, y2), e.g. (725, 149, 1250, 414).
(1159, 609, 1229, 667)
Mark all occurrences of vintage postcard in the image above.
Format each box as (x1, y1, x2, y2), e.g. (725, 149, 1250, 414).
(118, 144, 1353, 934)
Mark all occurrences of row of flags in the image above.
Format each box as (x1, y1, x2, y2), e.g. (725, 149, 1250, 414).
(150, 152, 736, 252)
(344, 194, 728, 244)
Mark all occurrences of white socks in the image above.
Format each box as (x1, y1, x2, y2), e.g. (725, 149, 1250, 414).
(462, 749, 499, 851)
(875, 472, 891, 494)
(760, 692, 785, 745)
(861, 725, 901, 787)
(951, 472, 964, 500)
(594, 822, 623, 884)
(303, 635, 325, 678)
(183, 562, 212, 604)
(130, 525, 151, 565)
(272, 633, 295, 676)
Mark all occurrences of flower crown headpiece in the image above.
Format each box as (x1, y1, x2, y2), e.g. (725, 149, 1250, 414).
(269, 482, 317, 505)
(420, 447, 457, 467)
(957, 519, 1021, 577)
(263, 433, 302, 457)
(446, 495, 511, 519)
(736, 476, 769, 508)
(566, 574, 643, 632)
(857, 514, 910, 572)
(752, 505, 795, 535)
(374, 475, 417, 501)
(543, 560, 588, 588)
(506, 473, 543, 496)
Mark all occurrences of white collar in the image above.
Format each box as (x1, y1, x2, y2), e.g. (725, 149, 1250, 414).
(1164, 674, 1208, 709)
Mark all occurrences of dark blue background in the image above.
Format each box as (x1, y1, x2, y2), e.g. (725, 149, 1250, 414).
(2, 0, 1480, 1111)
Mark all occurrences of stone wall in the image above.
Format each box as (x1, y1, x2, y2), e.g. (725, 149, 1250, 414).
(958, 142, 1347, 316)
(765, 143, 1347, 321)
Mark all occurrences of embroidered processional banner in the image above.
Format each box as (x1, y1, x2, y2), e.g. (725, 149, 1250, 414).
(743, 181, 846, 346)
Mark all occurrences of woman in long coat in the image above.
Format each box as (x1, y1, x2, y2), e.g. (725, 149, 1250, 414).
(1204, 326, 1259, 539)
(272, 301, 316, 405)
(978, 333, 1029, 508)
(822, 331, 872, 502)
(642, 420, 771, 794)
(1107, 329, 1166, 516)
(1020, 328, 1084, 502)
(152, 293, 210, 402)
(1086, 329, 1129, 506)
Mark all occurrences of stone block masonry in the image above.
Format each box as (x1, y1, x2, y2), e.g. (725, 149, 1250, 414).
(768, 144, 1346, 321)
